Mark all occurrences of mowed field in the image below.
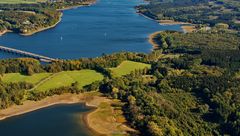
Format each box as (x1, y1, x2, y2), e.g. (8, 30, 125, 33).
(1, 73, 52, 84)
(110, 61, 151, 77)
(35, 70, 104, 91)
(0, 0, 46, 4)
(1, 70, 104, 92)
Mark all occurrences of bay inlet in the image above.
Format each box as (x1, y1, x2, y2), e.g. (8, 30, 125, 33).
(0, 0, 181, 59)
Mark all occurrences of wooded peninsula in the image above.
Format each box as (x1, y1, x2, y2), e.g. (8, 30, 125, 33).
(0, 0, 95, 36)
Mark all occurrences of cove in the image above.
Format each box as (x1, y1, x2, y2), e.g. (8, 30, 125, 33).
(0, 103, 95, 136)
(0, 0, 181, 59)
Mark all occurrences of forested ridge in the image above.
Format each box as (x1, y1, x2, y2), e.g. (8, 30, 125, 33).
(137, 0, 240, 30)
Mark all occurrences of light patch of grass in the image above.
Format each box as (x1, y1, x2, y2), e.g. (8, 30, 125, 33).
(88, 97, 134, 135)
(191, 65, 224, 76)
(160, 53, 181, 59)
(234, 71, 240, 79)
(110, 61, 151, 77)
(35, 70, 104, 92)
(1, 73, 51, 84)
(0, 0, 46, 4)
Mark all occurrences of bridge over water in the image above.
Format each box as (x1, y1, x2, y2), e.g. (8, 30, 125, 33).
(0, 45, 57, 62)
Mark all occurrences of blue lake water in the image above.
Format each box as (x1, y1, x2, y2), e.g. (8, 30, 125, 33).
(0, 103, 95, 136)
(0, 0, 181, 59)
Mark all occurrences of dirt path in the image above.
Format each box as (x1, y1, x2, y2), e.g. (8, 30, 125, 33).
(29, 72, 62, 91)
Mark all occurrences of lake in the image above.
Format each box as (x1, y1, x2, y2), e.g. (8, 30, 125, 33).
(0, 0, 181, 59)
(0, 103, 95, 136)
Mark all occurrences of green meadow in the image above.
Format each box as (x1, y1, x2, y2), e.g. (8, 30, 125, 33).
(1, 61, 150, 92)
(1, 70, 104, 92)
(110, 60, 151, 77)
(1, 73, 51, 84)
(0, 0, 46, 4)
(35, 70, 104, 91)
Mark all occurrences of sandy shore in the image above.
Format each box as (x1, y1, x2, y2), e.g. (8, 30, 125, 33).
(158, 19, 190, 25)
(0, 93, 87, 120)
(0, 92, 133, 135)
(137, 12, 190, 26)
(181, 25, 196, 33)
(148, 31, 162, 49)
(0, 29, 11, 36)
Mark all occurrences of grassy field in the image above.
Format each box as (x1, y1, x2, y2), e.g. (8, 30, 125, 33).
(110, 61, 151, 77)
(35, 70, 104, 91)
(0, 0, 46, 4)
(1, 73, 52, 84)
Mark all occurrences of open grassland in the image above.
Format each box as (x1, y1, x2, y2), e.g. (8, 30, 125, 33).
(35, 70, 104, 92)
(110, 61, 151, 77)
(1, 73, 51, 84)
(0, 0, 46, 4)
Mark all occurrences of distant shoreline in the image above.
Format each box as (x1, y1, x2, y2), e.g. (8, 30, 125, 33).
(21, 13, 63, 36)
(137, 11, 196, 48)
(58, 1, 97, 11)
(0, 1, 96, 37)
(137, 10, 196, 40)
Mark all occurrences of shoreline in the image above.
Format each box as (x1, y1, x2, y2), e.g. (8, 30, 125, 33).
(83, 97, 110, 136)
(0, 92, 132, 135)
(0, 93, 87, 121)
(148, 31, 162, 49)
(0, 1, 96, 37)
(84, 97, 135, 135)
(158, 19, 190, 25)
(0, 93, 104, 135)
(21, 12, 63, 36)
(0, 29, 11, 36)
(21, 1, 97, 36)
(58, 1, 97, 11)
(138, 11, 196, 48)
(137, 11, 191, 26)
(0, 12, 63, 37)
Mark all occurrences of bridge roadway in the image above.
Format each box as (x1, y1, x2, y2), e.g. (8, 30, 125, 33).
(0, 45, 57, 62)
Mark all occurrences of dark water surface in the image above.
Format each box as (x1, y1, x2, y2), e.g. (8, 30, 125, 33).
(0, 0, 181, 59)
(0, 103, 94, 136)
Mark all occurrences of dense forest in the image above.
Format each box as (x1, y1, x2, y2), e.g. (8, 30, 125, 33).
(0, 0, 94, 34)
(137, 0, 240, 30)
